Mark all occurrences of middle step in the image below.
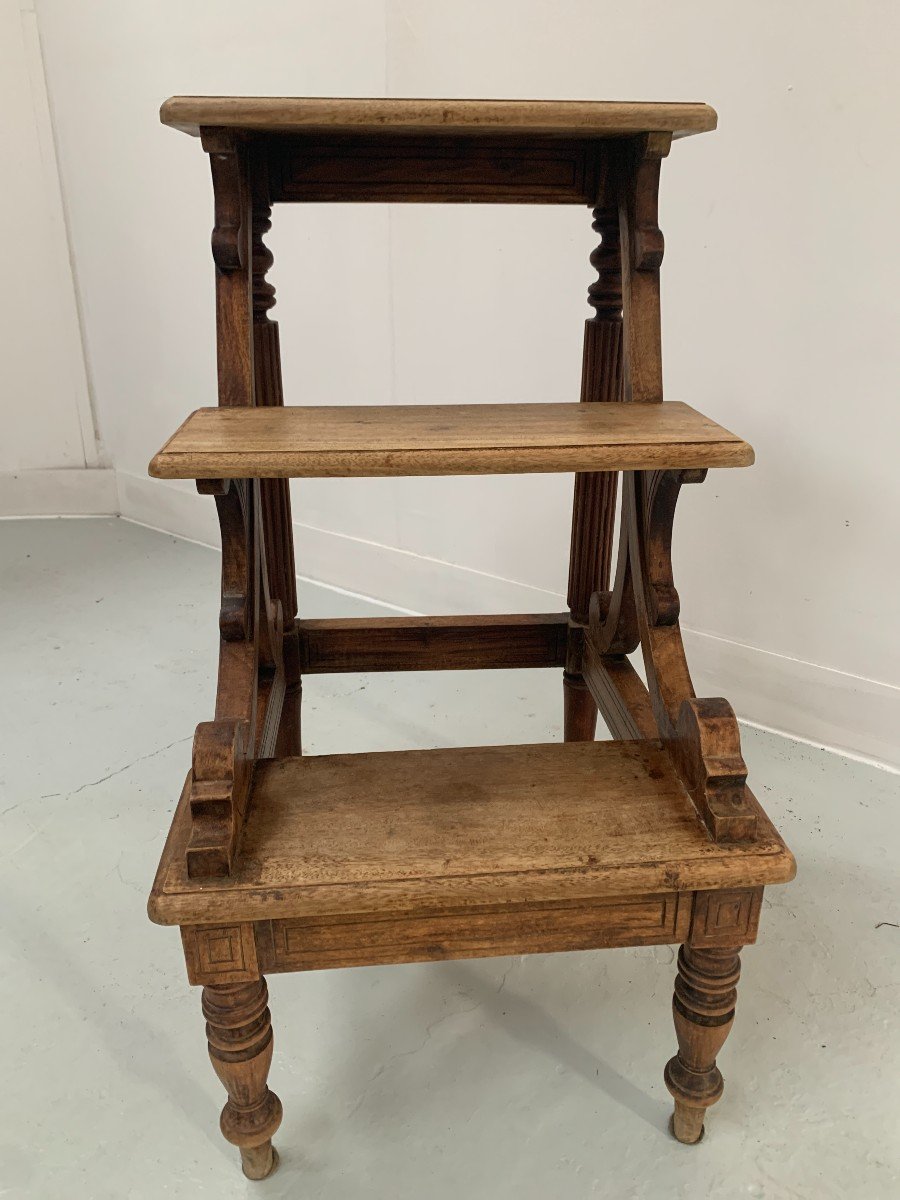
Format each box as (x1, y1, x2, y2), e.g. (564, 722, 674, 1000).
(150, 401, 753, 479)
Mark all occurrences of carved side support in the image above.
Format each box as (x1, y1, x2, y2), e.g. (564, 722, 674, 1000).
(185, 138, 289, 878)
(202, 979, 283, 1179)
(664, 944, 742, 1144)
(618, 132, 670, 405)
(249, 148, 301, 757)
(201, 128, 253, 408)
(576, 136, 757, 842)
(581, 135, 668, 671)
(565, 193, 624, 741)
(626, 469, 757, 842)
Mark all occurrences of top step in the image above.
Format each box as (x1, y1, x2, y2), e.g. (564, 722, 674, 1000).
(160, 96, 717, 140)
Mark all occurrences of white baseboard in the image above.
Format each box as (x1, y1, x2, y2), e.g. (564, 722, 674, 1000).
(116, 470, 219, 546)
(0, 468, 117, 516)
(680, 628, 899, 772)
(118, 471, 900, 771)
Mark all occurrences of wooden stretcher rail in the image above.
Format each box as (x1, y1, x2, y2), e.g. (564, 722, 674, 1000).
(298, 613, 570, 673)
(583, 641, 659, 740)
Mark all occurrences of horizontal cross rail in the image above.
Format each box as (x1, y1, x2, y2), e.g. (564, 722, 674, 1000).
(297, 613, 569, 673)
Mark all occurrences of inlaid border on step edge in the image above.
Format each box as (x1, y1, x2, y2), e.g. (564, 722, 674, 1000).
(181, 923, 259, 985)
(179, 892, 701, 984)
(688, 887, 763, 948)
(178, 888, 764, 985)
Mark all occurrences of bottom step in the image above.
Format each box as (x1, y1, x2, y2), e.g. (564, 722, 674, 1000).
(150, 740, 795, 927)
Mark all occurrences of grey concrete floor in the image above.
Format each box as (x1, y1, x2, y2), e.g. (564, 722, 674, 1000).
(1, 517, 898, 1200)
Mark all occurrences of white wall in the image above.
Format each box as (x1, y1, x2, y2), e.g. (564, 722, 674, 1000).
(377, 0, 900, 767)
(31, 0, 392, 527)
(0, 1, 110, 512)
(25, 0, 900, 766)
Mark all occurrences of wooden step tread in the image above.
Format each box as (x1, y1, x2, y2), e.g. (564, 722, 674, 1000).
(149, 402, 753, 480)
(149, 740, 794, 926)
(161, 96, 717, 140)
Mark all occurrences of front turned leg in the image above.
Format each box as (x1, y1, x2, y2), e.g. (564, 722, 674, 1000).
(664, 944, 741, 1143)
(202, 979, 283, 1179)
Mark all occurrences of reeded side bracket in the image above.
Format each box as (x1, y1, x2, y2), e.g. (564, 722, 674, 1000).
(581, 133, 757, 843)
(186, 479, 285, 878)
(628, 469, 756, 842)
(184, 137, 297, 878)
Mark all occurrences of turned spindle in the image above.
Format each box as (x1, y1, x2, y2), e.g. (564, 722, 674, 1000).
(202, 978, 283, 1179)
(564, 201, 624, 740)
(664, 944, 742, 1144)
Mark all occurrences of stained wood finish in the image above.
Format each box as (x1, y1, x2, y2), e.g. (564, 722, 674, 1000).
(254, 893, 690, 972)
(298, 612, 568, 673)
(624, 469, 759, 841)
(149, 742, 794, 927)
(619, 133, 671, 404)
(149, 97, 794, 1173)
(567, 200, 624, 623)
(562, 668, 598, 742)
(269, 134, 604, 204)
(564, 193, 625, 741)
(583, 649, 658, 741)
(690, 887, 763, 948)
(187, 476, 285, 879)
(161, 96, 718, 139)
(201, 129, 253, 407)
(202, 979, 282, 1179)
(248, 152, 301, 756)
(664, 943, 742, 1144)
(150, 401, 753, 480)
(177, 887, 763, 983)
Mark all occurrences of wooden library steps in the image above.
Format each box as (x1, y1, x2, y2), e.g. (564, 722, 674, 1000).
(145, 95, 795, 1180)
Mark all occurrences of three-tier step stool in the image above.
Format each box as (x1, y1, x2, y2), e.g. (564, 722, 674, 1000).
(148, 96, 795, 1181)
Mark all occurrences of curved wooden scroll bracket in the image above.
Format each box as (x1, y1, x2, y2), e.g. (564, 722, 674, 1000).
(582, 131, 674, 661)
(587, 506, 640, 658)
(186, 478, 285, 880)
(184, 142, 295, 877)
(618, 132, 671, 405)
(201, 478, 252, 641)
(201, 128, 247, 272)
(628, 468, 757, 843)
(629, 132, 669, 273)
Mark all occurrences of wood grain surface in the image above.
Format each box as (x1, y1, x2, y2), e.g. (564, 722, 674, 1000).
(160, 96, 717, 139)
(149, 741, 795, 925)
(297, 612, 569, 673)
(150, 402, 753, 479)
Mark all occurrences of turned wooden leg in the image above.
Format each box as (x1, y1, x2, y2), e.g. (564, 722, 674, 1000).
(563, 672, 598, 741)
(202, 979, 283, 1180)
(664, 944, 741, 1144)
